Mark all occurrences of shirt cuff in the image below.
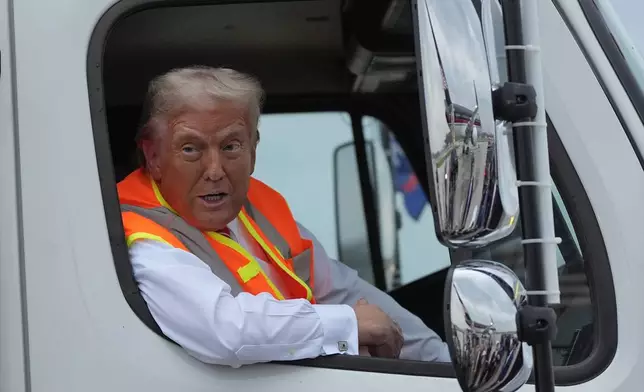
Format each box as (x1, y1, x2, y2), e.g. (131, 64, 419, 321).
(312, 304, 359, 356)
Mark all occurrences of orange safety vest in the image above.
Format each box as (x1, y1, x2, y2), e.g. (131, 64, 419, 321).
(117, 168, 316, 303)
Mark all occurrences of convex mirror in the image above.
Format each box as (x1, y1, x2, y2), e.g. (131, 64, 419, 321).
(414, 0, 519, 248)
(444, 260, 533, 392)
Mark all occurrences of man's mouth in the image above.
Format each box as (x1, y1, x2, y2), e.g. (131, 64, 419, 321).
(200, 193, 228, 202)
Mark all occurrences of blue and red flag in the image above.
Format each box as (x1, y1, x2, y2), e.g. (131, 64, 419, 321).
(390, 135, 428, 221)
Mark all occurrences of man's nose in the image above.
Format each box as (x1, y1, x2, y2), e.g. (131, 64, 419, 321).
(204, 151, 225, 181)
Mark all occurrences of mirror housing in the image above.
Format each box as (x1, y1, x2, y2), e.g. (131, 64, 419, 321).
(444, 260, 533, 392)
(415, 0, 519, 248)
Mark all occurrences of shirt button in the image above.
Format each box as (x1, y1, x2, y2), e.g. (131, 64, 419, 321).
(338, 341, 348, 352)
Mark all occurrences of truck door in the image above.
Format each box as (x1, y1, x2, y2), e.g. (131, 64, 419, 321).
(11, 0, 638, 391)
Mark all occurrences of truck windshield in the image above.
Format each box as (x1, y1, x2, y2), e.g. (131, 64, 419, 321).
(594, 0, 644, 91)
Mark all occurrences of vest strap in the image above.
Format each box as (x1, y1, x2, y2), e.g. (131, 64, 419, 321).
(243, 200, 292, 258)
(121, 204, 245, 296)
(238, 209, 313, 302)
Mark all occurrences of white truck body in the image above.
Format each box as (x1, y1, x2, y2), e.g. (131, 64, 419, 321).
(1, 0, 643, 391)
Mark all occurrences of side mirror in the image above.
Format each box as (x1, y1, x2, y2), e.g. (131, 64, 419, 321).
(414, 1, 536, 390)
(445, 260, 533, 392)
(415, 0, 519, 248)
(332, 140, 399, 290)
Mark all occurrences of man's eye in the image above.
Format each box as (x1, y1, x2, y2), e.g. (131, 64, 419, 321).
(180, 145, 202, 161)
(223, 142, 241, 152)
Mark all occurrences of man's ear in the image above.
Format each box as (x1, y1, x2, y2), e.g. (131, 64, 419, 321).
(140, 138, 162, 180)
(250, 143, 257, 175)
(250, 129, 259, 175)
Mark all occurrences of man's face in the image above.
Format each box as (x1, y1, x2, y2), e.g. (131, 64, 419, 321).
(142, 101, 256, 231)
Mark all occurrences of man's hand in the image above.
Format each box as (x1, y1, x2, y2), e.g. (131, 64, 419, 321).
(353, 298, 403, 359)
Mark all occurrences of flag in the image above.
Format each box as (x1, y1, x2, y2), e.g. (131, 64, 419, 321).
(390, 135, 428, 221)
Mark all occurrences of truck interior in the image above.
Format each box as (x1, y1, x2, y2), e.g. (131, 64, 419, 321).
(93, 0, 610, 383)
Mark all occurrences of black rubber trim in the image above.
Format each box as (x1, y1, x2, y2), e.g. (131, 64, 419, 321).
(284, 356, 456, 377)
(542, 115, 618, 385)
(562, 0, 644, 169)
(350, 112, 388, 290)
(8, 0, 33, 389)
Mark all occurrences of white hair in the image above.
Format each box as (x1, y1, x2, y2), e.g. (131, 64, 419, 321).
(136, 65, 264, 169)
(135, 66, 264, 167)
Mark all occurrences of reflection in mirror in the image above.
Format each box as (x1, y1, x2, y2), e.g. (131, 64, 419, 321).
(416, 0, 518, 248)
(445, 260, 533, 392)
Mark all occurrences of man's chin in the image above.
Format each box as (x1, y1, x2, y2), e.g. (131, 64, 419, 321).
(192, 210, 237, 232)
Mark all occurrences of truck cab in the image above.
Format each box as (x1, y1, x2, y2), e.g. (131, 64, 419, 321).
(1, 0, 643, 391)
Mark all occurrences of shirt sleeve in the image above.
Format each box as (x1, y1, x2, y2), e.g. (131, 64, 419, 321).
(296, 222, 452, 363)
(129, 239, 359, 368)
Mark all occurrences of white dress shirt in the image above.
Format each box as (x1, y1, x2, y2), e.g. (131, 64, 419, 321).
(130, 218, 451, 367)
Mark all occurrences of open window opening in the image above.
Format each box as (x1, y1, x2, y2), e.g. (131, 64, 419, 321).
(87, 0, 615, 383)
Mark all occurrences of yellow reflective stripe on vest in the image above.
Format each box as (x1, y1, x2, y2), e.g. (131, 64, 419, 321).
(206, 231, 286, 300)
(126, 232, 173, 247)
(151, 178, 179, 215)
(237, 262, 261, 283)
(238, 210, 313, 302)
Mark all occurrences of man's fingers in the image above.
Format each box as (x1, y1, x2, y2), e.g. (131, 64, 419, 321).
(375, 324, 403, 359)
(359, 346, 372, 357)
(373, 340, 401, 359)
(356, 298, 368, 306)
(372, 344, 394, 358)
(390, 321, 403, 358)
(393, 320, 403, 336)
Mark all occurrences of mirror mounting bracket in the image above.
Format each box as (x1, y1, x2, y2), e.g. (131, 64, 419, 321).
(516, 304, 558, 347)
(492, 82, 538, 122)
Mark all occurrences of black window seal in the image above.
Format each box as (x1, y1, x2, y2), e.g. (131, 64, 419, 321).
(451, 115, 618, 386)
(544, 115, 618, 385)
(557, 0, 644, 169)
(349, 111, 388, 291)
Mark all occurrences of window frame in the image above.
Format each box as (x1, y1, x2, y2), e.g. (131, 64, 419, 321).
(87, 0, 615, 383)
(88, 0, 458, 374)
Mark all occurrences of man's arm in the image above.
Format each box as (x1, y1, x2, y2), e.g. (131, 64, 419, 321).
(297, 222, 451, 363)
(130, 239, 359, 367)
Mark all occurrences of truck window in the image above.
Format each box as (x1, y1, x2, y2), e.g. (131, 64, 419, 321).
(357, 118, 595, 368)
(254, 111, 597, 369)
(252, 112, 353, 261)
(252, 112, 452, 291)
(361, 116, 451, 287)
